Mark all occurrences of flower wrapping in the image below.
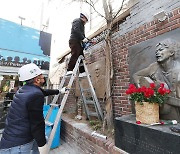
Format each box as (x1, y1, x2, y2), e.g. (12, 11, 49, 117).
(135, 101, 159, 124)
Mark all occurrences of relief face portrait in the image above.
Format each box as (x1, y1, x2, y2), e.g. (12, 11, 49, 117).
(156, 41, 175, 62)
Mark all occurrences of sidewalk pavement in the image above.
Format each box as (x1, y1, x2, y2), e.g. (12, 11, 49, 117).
(0, 129, 82, 154)
(50, 140, 83, 154)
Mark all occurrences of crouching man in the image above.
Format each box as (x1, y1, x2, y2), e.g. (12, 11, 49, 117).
(0, 63, 59, 154)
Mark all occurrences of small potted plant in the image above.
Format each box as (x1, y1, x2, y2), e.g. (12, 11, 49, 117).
(126, 83, 171, 124)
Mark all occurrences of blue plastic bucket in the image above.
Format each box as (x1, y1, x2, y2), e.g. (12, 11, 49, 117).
(43, 105, 61, 149)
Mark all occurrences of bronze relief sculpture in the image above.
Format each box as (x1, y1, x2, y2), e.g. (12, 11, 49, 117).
(133, 38, 180, 122)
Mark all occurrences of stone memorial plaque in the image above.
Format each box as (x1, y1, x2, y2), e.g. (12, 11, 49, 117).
(115, 115, 180, 154)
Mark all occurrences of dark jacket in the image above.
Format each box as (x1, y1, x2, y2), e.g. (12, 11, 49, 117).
(43, 89, 59, 96)
(69, 18, 85, 41)
(0, 84, 57, 149)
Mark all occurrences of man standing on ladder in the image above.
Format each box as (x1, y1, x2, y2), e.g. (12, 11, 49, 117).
(0, 63, 59, 154)
(66, 12, 89, 78)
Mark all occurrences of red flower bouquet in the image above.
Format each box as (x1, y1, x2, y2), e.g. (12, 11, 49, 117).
(126, 83, 171, 105)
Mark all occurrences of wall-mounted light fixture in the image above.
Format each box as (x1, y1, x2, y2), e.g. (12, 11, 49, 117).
(154, 10, 167, 22)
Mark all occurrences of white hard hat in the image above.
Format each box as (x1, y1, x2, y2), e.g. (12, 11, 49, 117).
(80, 12, 89, 21)
(18, 63, 43, 81)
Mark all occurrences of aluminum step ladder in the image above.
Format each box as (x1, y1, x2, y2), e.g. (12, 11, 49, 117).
(45, 55, 103, 153)
(78, 59, 103, 121)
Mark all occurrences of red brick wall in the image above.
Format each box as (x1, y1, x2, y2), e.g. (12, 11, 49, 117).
(86, 7, 180, 118)
(61, 116, 127, 154)
(58, 5, 180, 154)
(62, 7, 180, 119)
(56, 78, 77, 114)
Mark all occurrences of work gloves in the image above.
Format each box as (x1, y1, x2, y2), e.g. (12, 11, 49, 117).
(83, 37, 89, 43)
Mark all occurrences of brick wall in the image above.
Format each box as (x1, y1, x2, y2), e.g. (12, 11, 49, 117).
(86, 5, 180, 118)
(62, 1, 180, 119)
(61, 116, 127, 154)
(57, 79, 77, 114)
(118, 0, 180, 36)
(59, 1, 180, 153)
(112, 7, 180, 117)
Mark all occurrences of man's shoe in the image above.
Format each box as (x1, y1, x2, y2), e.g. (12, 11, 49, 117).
(66, 71, 73, 76)
(79, 72, 87, 78)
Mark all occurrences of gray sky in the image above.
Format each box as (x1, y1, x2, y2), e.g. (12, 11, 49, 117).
(0, 0, 43, 28)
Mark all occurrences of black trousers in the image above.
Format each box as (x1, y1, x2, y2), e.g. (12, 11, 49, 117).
(67, 39, 85, 73)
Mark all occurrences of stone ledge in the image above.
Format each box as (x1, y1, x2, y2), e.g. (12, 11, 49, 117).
(61, 115, 128, 154)
(115, 114, 180, 154)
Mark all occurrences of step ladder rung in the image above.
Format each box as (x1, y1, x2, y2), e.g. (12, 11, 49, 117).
(65, 73, 75, 77)
(65, 75, 72, 78)
(88, 112, 98, 117)
(45, 121, 54, 127)
(79, 76, 87, 78)
(49, 103, 60, 107)
(79, 74, 91, 78)
(82, 88, 91, 92)
(85, 100, 94, 105)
